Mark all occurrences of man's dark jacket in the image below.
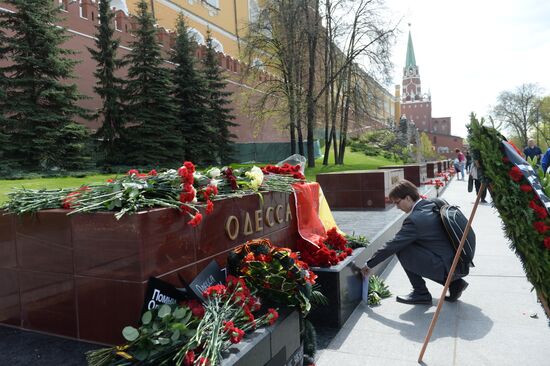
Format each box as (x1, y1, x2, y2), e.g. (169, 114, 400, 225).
(366, 200, 455, 279)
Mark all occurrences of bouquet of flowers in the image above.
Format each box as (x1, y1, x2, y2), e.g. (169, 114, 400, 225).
(86, 278, 278, 366)
(298, 227, 354, 267)
(86, 301, 200, 366)
(2, 162, 304, 224)
(227, 239, 325, 316)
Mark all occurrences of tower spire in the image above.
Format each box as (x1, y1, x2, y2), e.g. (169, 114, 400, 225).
(405, 24, 416, 68)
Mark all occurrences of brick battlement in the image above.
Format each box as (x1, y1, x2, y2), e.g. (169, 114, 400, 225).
(0, 0, 272, 81)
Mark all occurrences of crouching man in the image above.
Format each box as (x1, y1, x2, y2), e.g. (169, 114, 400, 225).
(361, 180, 468, 304)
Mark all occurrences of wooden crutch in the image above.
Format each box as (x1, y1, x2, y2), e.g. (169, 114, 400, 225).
(418, 183, 486, 363)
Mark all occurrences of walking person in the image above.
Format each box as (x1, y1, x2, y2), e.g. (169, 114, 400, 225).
(361, 180, 468, 304)
(465, 151, 472, 173)
(523, 139, 542, 165)
(468, 162, 488, 203)
(455, 149, 465, 180)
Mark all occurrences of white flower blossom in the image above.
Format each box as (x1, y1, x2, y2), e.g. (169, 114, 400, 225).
(207, 167, 221, 178)
(245, 166, 264, 190)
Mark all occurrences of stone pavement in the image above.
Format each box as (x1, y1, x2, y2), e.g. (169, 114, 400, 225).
(318, 178, 550, 366)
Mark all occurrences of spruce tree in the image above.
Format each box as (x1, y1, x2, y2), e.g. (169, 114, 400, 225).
(172, 14, 212, 162)
(0, 0, 91, 170)
(202, 30, 237, 164)
(88, 0, 126, 164)
(122, 0, 182, 166)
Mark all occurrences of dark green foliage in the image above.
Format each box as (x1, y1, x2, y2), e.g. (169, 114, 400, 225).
(172, 15, 211, 162)
(0, 0, 91, 170)
(88, 0, 126, 164)
(468, 113, 550, 316)
(349, 129, 407, 161)
(203, 30, 237, 164)
(122, 0, 182, 166)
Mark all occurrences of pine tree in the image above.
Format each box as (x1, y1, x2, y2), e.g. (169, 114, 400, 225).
(202, 30, 237, 164)
(122, 0, 182, 166)
(88, 0, 126, 164)
(171, 14, 212, 162)
(0, 0, 91, 170)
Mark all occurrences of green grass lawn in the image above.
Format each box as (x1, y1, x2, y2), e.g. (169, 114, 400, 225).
(0, 174, 115, 204)
(0, 148, 400, 204)
(305, 148, 402, 181)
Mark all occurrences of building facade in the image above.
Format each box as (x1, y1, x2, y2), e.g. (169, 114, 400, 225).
(398, 30, 463, 158)
(0, 0, 397, 162)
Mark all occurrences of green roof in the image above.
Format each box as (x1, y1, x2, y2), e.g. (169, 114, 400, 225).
(405, 31, 416, 68)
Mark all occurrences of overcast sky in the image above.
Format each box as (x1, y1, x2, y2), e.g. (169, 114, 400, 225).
(384, 0, 550, 137)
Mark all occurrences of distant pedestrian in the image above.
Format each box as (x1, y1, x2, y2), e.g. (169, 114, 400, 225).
(524, 139, 542, 165)
(455, 149, 465, 180)
(468, 163, 488, 203)
(541, 147, 550, 173)
(465, 151, 472, 173)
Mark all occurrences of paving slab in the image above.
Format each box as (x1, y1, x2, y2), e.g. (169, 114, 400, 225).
(319, 178, 550, 366)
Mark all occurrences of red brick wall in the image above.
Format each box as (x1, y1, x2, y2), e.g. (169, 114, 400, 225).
(401, 101, 432, 131)
(0, 1, 288, 144)
(431, 117, 451, 135)
(426, 132, 464, 158)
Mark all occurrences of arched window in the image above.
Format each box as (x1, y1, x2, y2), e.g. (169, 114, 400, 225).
(187, 28, 205, 45)
(211, 38, 224, 53)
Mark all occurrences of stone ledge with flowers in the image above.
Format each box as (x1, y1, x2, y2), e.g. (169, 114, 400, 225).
(0, 162, 304, 344)
(83, 238, 313, 366)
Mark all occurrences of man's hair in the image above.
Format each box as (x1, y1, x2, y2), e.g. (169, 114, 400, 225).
(455, 148, 461, 153)
(389, 180, 420, 201)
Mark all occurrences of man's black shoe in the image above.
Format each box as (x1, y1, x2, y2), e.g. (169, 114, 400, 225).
(445, 279, 469, 302)
(396, 292, 432, 305)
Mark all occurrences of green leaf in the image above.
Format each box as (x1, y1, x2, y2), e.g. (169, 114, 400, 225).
(173, 307, 187, 319)
(171, 329, 181, 342)
(141, 311, 152, 325)
(122, 326, 139, 341)
(158, 304, 171, 318)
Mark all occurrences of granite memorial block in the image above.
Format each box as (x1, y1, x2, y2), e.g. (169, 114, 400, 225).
(316, 169, 404, 209)
(378, 164, 427, 186)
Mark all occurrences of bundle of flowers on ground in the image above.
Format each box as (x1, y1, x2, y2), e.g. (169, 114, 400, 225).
(2, 162, 304, 224)
(227, 238, 326, 317)
(423, 178, 445, 197)
(86, 278, 278, 366)
(468, 115, 550, 318)
(298, 227, 354, 267)
(437, 171, 451, 182)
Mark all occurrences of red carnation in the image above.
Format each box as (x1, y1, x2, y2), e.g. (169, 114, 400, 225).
(198, 357, 210, 366)
(533, 221, 550, 234)
(508, 166, 523, 182)
(203, 284, 227, 298)
(229, 327, 245, 344)
(148, 169, 157, 176)
(544, 237, 550, 250)
(223, 320, 235, 332)
(206, 200, 214, 214)
(186, 299, 205, 318)
(187, 213, 203, 227)
(183, 351, 195, 366)
(520, 184, 533, 192)
(183, 161, 196, 173)
(266, 308, 279, 325)
(127, 169, 139, 176)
